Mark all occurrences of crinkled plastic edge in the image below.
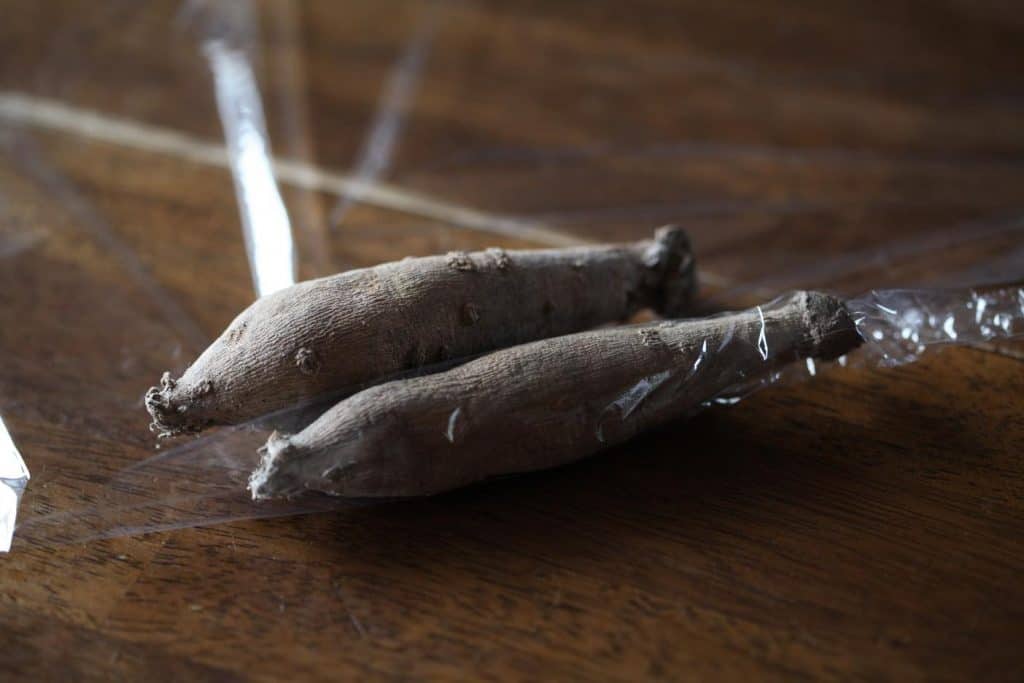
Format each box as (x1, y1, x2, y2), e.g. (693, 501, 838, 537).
(0, 416, 30, 553)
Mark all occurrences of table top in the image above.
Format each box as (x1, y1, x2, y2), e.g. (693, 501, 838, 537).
(2, 1, 1022, 680)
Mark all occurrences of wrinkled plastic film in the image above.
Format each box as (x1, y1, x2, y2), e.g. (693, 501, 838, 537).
(0, 416, 30, 552)
(698, 284, 1024, 406)
(847, 286, 1024, 367)
(595, 295, 844, 448)
(15, 284, 1024, 548)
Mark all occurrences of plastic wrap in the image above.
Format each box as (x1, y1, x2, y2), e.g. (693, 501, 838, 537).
(2, 1, 1022, 551)
(847, 287, 1024, 366)
(0, 416, 30, 552)
(12, 284, 1024, 548)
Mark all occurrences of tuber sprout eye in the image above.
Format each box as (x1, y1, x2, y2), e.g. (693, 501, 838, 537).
(294, 348, 321, 376)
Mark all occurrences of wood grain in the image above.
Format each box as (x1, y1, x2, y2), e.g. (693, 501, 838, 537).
(1, 0, 1023, 680)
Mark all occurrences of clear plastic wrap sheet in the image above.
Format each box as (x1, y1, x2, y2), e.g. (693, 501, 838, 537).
(847, 286, 1024, 367)
(12, 285, 1024, 547)
(0, 416, 30, 552)
(1, 0, 1022, 550)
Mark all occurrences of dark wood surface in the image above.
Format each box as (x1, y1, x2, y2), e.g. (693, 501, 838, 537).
(1, 1, 1023, 680)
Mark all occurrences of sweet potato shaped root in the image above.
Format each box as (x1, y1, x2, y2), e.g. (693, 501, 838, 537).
(250, 291, 863, 499)
(147, 227, 695, 437)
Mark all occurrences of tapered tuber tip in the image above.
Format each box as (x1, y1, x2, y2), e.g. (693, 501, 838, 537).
(644, 225, 697, 317)
(798, 291, 864, 360)
(144, 371, 211, 439)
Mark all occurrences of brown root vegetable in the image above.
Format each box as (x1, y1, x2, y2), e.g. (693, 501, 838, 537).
(250, 291, 863, 499)
(146, 227, 696, 437)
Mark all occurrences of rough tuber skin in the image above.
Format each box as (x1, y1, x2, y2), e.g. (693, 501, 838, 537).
(250, 291, 863, 500)
(146, 227, 696, 437)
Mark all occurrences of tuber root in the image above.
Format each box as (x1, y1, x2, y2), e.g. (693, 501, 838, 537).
(250, 291, 863, 499)
(146, 227, 696, 437)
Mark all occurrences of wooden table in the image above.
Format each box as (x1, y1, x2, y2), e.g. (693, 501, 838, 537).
(2, 1, 1022, 679)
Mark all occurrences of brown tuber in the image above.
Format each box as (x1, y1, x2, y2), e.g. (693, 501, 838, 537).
(250, 291, 864, 500)
(146, 227, 696, 437)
